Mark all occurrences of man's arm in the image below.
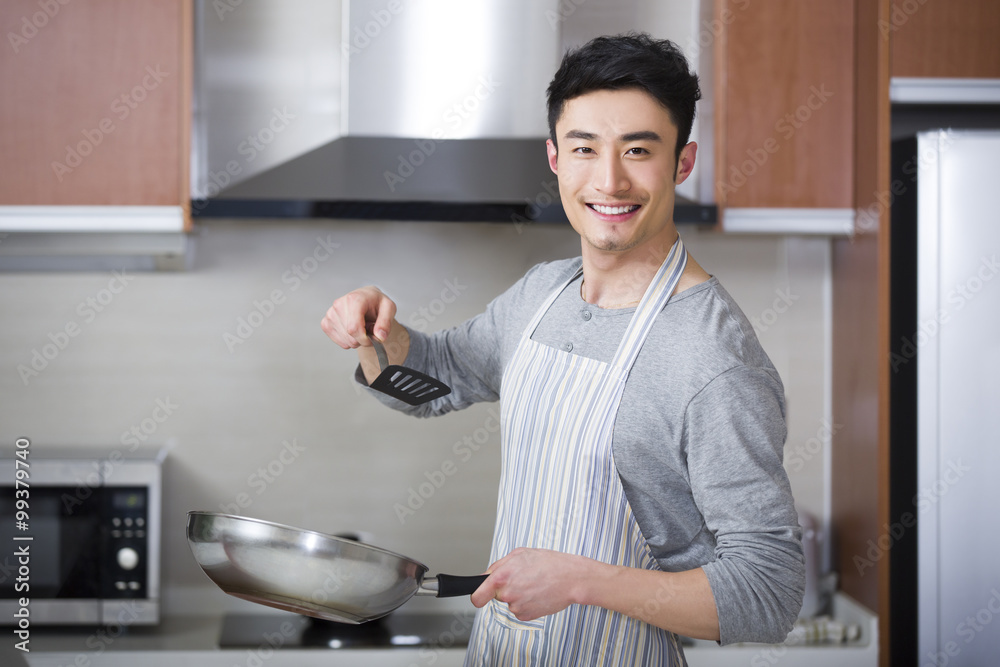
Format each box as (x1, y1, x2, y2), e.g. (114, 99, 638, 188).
(471, 549, 721, 640)
(686, 366, 805, 644)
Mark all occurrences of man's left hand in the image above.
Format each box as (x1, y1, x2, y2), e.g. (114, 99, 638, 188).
(470, 548, 595, 621)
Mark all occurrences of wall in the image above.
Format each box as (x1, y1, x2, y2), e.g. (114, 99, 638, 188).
(0, 220, 830, 615)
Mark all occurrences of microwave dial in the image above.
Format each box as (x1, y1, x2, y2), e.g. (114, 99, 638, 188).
(117, 547, 140, 571)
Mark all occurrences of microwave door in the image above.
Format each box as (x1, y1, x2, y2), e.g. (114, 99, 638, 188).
(0, 462, 104, 624)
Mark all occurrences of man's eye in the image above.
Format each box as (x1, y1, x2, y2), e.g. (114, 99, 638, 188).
(626, 147, 648, 155)
(573, 146, 594, 154)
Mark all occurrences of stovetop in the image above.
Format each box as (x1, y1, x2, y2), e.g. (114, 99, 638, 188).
(219, 612, 475, 650)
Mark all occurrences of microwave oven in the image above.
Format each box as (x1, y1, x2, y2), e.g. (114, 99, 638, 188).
(0, 443, 163, 625)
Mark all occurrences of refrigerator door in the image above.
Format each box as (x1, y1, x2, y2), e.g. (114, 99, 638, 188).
(917, 130, 1000, 664)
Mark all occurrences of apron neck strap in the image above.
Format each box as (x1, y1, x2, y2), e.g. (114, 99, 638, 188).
(607, 237, 687, 372)
(520, 237, 688, 373)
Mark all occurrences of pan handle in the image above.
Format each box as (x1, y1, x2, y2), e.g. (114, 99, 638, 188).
(419, 573, 489, 598)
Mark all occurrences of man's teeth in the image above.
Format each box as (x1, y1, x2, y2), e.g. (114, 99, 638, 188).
(591, 204, 638, 215)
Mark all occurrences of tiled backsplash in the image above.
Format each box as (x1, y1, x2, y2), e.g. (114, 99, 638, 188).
(0, 220, 830, 611)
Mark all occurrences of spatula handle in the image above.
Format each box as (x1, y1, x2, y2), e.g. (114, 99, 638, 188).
(370, 337, 390, 372)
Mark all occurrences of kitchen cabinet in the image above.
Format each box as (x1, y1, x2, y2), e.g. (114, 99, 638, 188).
(0, 0, 192, 231)
(713, 0, 855, 233)
(715, 1, 894, 665)
(889, 0, 1000, 79)
(887, 0, 1000, 104)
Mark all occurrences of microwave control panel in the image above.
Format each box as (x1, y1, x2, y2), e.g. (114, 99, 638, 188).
(101, 487, 149, 598)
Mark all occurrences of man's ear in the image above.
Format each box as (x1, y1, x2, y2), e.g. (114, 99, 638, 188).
(674, 141, 697, 185)
(546, 139, 558, 175)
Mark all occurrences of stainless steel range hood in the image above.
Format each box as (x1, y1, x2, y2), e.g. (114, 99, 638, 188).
(192, 0, 716, 224)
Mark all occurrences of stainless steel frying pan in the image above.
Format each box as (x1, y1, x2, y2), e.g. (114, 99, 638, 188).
(186, 512, 487, 624)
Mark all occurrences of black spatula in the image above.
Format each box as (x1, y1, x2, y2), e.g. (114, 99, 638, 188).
(368, 338, 452, 406)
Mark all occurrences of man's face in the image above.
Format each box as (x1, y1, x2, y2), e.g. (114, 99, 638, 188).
(546, 88, 696, 259)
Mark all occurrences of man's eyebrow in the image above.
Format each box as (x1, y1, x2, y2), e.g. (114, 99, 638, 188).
(561, 129, 663, 142)
(621, 130, 662, 142)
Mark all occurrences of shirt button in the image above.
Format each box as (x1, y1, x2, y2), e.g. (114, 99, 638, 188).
(581, 310, 592, 321)
(563, 342, 574, 352)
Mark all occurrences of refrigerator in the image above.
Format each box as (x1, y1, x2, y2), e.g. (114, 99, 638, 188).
(890, 129, 1000, 666)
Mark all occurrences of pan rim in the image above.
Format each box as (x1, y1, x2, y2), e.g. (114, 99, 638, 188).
(186, 510, 430, 571)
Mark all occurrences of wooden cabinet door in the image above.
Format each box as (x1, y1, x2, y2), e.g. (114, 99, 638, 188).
(715, 0, 855, 209)
(890, 0, 1000, 78)
(0, 1, 190, 207)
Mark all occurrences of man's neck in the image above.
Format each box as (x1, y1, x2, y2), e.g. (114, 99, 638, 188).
(580, 235, 711, 307)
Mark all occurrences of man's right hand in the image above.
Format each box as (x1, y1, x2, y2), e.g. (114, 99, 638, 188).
(320, 286, 410, 383)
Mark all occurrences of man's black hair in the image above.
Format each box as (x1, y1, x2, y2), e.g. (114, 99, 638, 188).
(546, 32, 701, 162)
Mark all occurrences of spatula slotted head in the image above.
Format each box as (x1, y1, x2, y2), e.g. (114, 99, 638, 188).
(370, 364, 452, 405)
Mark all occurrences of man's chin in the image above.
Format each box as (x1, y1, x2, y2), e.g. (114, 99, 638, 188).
(583, 234, 638, 254)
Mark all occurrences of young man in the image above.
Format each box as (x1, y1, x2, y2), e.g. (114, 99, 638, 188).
(322, 33, 803, 666)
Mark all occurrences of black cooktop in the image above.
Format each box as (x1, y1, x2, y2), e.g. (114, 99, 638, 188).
(218, 612, 475, 650)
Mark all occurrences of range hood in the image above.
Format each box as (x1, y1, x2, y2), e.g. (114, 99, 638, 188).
(192, 0, 717, 225)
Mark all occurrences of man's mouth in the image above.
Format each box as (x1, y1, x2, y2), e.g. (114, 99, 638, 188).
(587, 203, 640, 216)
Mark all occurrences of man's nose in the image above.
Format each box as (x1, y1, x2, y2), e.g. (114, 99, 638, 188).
(594, 155, 630, 194)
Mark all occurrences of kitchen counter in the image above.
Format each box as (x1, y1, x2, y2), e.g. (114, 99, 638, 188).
(2, 613, 468, 667)
(1, 593, 876, 667)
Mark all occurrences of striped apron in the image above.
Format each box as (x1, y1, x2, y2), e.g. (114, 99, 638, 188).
(464, 238, 688, 666)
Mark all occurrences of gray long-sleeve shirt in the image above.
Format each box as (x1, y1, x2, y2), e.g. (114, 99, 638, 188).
(358, 257, 805, 644)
